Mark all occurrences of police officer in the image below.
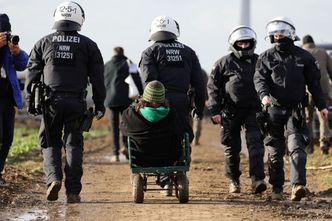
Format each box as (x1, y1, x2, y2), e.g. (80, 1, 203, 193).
(207, 26, 266, 194)
(254, 16, 328, 201)
(139, 15, 205, 142)
(25, 1, 106, 203)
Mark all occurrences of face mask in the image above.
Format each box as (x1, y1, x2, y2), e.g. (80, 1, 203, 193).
(275, 37, 294, 52)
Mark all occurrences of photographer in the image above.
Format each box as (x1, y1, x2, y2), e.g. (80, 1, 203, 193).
(0, 13, 28, 185)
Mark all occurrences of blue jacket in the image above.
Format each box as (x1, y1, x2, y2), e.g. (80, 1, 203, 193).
(1, 47, 28, 109)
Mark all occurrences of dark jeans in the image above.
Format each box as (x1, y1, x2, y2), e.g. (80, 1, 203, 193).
(221, 108, 265, 183)
(0, 98, 15, 173)
(39, 97, 85, 195)
(264, 106, 307, 189)
(109, 106, 128, 155)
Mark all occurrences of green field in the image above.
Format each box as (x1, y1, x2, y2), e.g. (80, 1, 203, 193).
(8, 127, 108, 164)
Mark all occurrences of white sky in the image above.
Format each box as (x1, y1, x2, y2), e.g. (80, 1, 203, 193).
(2, 0, 332, 73)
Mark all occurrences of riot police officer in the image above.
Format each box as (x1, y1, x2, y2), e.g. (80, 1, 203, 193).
(25, 1, 106, 203)
(139, 15, 205, 143)
(254, 16, 328, 201)
(207, 26, 266, 194)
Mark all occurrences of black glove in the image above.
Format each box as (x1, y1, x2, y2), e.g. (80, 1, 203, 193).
(94, 103, 106, 120)
(191, 108, 203, 119)
(26, 96, 37, 116)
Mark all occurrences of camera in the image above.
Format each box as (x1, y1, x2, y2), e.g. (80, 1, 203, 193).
(6, 33, 20, 45)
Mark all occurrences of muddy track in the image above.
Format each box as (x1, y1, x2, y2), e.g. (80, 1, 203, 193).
(1, 122, 332, 220)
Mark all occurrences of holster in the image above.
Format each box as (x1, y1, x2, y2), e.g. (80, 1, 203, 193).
(292, 103, 305, 129)
(79, 107, 94, 132)
(256, 105, 270, 136)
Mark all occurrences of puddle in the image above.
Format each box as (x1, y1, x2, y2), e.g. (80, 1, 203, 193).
(9, 209, 47, 221)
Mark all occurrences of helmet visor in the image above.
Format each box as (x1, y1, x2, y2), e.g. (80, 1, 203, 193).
(266, 21, 293, 38)
(229, 27, 256, 46)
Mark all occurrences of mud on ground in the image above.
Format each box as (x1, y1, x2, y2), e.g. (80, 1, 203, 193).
(0, 122, 331, 220)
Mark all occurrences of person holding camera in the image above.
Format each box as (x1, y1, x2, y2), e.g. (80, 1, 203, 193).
(207, 26, 266, 194)
(25, 2, 106, 203)
(0, 13, 28, 186)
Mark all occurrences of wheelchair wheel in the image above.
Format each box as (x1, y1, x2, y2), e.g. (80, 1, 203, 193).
(176, 172, 189, 203)
(132, 174, 144, 203)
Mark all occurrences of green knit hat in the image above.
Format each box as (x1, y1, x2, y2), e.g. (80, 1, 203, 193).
(142, 80, 165, 103)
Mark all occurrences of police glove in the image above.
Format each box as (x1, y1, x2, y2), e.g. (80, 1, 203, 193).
(191, 108, 203, 119)
(94, 103, 105, 120)
(26, 96, 37, 116)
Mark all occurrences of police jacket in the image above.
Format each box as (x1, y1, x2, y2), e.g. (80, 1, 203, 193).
(120, 103, 182, 167)
(104, 55, 132, 108)
(139, 40, 205, 115)
(26, 31, 105, 106)
(207, 53, 260, 116)
(254, 45, 326, 110)
(0, 47, 28, 109)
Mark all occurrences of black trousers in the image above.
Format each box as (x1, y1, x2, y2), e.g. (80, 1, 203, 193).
(108, 106, 128, 155)
(0, 98, 15, 173)
(221, 108, 265, 183)
(39, 96, 86, 195)
(264, 106, 308, 189)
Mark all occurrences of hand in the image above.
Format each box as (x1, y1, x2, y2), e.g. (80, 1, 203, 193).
(94, 103, 105, 120)
(211, 114, 221, 125)
(26, 98, 37, 116)
(191, 108, 203, 119)
(320, 108, 329, 121)
(262, 95, 272, 106)
(8, 42, 20, 56)
(0, 32, 7, 48)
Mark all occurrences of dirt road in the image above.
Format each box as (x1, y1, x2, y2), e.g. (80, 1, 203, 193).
(1, 122, 332, 220)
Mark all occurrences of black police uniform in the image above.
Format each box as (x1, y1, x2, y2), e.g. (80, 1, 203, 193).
(139, 40, 205, 140)
(254, 44, 326, 191)
(26, 31, 105, 196)
(207, 53, 265, 184)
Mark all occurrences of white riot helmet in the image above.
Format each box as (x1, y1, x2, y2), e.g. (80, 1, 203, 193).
(228, 25, 257, 59)
(52, 1, 85, 31)
(266, 16, 299, 43)
(149, 15, 180, 42)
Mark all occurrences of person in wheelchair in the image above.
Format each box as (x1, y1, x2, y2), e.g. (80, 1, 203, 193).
(121, 80, 183, 167)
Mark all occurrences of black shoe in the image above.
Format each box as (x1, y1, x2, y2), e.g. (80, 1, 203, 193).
(229, 179, 241, 193)
(251, 180, 267, 194)
(271, 187, 283, 200)
(67, 194, 81, 203)
(291, 185, 306, 201)
(46, 181, 62, 201)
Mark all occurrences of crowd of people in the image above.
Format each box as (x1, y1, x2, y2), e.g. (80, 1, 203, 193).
(0, 1, 330, 204)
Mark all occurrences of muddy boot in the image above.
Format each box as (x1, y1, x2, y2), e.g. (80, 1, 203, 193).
(110, 155, 120, 162)
(291, 185, 306, 201)
(271, 187, 283, 200)
(67, 194, 81, 203)
(229, 179, 241, 193)
(251, 180, 267, 194)
(46, 180, 62, 201)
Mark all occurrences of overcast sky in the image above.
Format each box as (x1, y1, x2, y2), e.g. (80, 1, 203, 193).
(2, 0, 332, 73)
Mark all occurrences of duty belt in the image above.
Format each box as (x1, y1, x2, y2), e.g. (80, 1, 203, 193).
(52, 91, 86, 100)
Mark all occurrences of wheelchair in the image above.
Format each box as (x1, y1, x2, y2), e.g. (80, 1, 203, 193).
(128, 133, 190, 203)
